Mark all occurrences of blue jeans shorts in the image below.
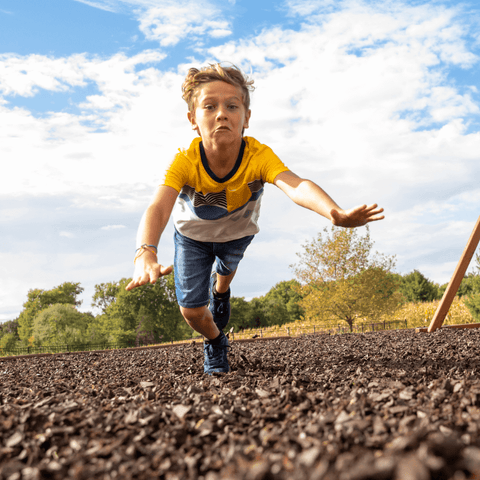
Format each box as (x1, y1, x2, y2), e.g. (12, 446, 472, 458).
(173, 229, 254, 309)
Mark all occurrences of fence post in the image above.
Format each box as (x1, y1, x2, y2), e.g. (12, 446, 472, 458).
(405, 319, 407, 329)
(287, 327, 290, 336)
(371, 324, 374, 332)
(260, 329, 263, 338)
(383, 320, 386, 330)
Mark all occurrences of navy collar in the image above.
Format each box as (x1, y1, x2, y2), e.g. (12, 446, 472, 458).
(200, 140, 246, 183)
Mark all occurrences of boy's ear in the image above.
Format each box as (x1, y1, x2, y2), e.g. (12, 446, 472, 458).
(243, 109, 251, 130)
(187, 111, 199, 134)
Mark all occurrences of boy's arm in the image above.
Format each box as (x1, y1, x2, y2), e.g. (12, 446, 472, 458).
(273, 171, 384, 227)
(125, 185, 178, 291)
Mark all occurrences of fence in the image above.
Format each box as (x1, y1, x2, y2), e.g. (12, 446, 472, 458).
(0, 320, 408, 358)
(229, 319, 409, 340)
(0, 338, 185, 357)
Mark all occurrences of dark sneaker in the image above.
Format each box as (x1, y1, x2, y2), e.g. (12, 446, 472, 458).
(204, 331, 230, 374)
(209, 273, 231, 331)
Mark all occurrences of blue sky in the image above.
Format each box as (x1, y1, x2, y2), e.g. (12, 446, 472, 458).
(1, 0, 480, 321)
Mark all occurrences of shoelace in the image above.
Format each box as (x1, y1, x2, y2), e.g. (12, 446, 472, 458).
(205, 344, 229, 366)
(205, 343, 230, 351)
(215, 302, 228, 315)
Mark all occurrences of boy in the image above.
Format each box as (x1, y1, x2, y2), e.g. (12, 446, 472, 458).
(126, 63, 384, 374)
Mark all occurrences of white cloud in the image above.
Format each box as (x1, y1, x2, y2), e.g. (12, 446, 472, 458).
(138, 2, 232, 46)
(2, 0, 480, 321)
(73, 0, 232, 47)
(72, 0, 118, 12)
(59, 231, 75, 238)
(0, 51, 194, 197)
(101, 224, 126, 230)
(207, 2, 480, 201)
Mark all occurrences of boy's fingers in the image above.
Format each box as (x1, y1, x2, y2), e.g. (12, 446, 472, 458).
(160, 265, 173, 276)
(125, 263, 173, 291)
(149, 264, 173, 283)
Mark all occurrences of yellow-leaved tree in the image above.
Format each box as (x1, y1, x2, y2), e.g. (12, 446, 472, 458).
(292, 225, 402, 331)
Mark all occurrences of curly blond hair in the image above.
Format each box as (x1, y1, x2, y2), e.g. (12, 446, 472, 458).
(182, 63, 255, 112)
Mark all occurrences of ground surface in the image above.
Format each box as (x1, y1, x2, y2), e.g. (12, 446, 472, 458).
(2, 329, 480, 479)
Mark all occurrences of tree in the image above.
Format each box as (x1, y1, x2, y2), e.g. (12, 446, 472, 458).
(0, 319, 19, 341)
(32, 304, 93, 346)
(400, 270, 439, 303)
(17, 282, 84, 344)
(229, 297, 253, 331)
(97, 275, 189, 344)
(0, 333, 18, 354)
(293, 226, 401, 331)
(464, 249, 480, 321)
(91, 282, 122, 314)
(262, 280, 304, 326)
(0, 319, 20, 354)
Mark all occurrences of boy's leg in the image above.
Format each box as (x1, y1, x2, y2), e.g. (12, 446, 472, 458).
(173, 230, 217, 338)
(173, 230, 230, 374)
(209, 235, 255, 330)
(215, 270, 236, 294)
(180, 305, 219, 340)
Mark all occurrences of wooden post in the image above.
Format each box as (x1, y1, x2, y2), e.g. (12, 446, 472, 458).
(428, 215, 480, 332)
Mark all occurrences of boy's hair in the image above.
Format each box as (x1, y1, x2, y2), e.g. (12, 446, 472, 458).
(182, 63, 255, 112)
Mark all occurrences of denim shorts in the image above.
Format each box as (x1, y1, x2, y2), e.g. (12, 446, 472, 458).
(173, 229, 254, 309)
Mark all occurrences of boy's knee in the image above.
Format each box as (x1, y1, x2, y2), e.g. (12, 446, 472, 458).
(180, 306, 209, 324)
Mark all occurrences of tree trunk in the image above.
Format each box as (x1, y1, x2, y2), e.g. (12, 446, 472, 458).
(346, 318, 354, 332)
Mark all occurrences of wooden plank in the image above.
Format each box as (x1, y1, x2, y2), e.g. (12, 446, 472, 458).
(427, 215, 480, 333)
(417, 322, 480, 333)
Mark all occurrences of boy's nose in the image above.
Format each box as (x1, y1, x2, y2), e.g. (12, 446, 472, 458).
(216, 107, 228, 120)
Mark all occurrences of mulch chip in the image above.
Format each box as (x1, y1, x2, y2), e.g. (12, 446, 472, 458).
(2, 328, 480, 478)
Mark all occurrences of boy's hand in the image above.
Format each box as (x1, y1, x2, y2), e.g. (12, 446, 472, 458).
(330, 204, 385, 228)
(126, 257, 173, 291)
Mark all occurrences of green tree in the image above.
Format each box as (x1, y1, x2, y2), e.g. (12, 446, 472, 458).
(247, 297, 268, 329)
(17, 282, 84, 344)
(32, 304, 93, 346)
(0, 319, 20, 354)
(400, 270, 439, 302)
(98, 275, 189, 344)
(91, 282, 122, 314)
(0, 333, 18, 354)
(0, 319, 19, 341)
(229, 297, 253, 332)
(293, 226, 401, 331)
(263, 280, 304, 326)
(464, 250, 480, 321)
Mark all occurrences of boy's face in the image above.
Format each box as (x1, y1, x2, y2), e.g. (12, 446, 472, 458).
(188, 81, 251, 150)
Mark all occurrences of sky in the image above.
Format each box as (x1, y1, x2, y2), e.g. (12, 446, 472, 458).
(1, 0, 480, 321)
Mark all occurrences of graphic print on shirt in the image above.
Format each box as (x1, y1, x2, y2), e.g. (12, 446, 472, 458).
(179, 180, 264, 221)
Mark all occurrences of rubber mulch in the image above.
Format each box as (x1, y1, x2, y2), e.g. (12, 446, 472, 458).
(2, 328, 480, 479)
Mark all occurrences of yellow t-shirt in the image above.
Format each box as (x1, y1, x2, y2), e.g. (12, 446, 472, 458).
(162, 136, 289, 242)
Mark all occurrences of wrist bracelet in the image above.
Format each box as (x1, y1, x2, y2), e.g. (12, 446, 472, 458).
(134, 245, 158, 264)
(135, 244, 158, 254)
